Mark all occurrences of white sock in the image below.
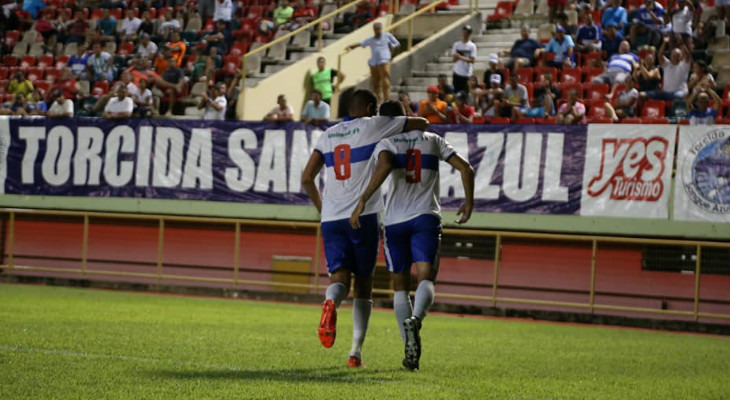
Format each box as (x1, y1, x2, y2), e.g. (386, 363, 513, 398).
(350, 298, 372, 358)
(325, 282, 347, 307)
(393, 290, 412, 343)
(412, 280, 435, 321)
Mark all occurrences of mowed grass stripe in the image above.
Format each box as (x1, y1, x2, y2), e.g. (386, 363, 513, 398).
(0, 283, 728, 400)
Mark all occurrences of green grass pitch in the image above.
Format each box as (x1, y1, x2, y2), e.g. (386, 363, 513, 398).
(1, 284, 729, 399)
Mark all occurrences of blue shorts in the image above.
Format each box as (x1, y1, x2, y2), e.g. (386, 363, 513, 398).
(383, 214, 442, 274)
(321, 213, 380, 277)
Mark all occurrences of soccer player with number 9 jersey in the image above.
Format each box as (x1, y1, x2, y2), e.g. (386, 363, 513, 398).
(350, 101, 475, 371)
(301, 90, 429, 368)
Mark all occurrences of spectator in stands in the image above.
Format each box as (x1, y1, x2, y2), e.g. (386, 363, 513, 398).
(154, 46, 172, 75)
(601, 23, 624, 58)
(688, 60, 715, 94)
(46, 90, 74, 117)
(95, 9, 118, 43)
(160, 53, 185, 117)
(604, 75, 639, 121)
(669, 0, 694, 49)
(264, 94, 295, 122)
(466, 75, 482, 105)
(452, 24, 477, 95)
(7, 71, 34, 99)
(126, 57, 163, 88)
(138, 11, 155, 37)
(190, 47, 214, 82)
(555, 13, 577, 36)
(119, 8, 142, 43)
(398, 90, 418, 117)
(167, 32, 187, 67)
(301, 89, 331, 125)
(103, 84, 134, 119)
(158, 9, 181, 40)
(66, 10, 90, 44)
(285, 0, 317, 31)
(273, 0, 294, 28)
(214, 0, 234, 28)
(549, 0, 568, 23)
(478, 75, 504, 118)
(22, 0, 44, 19)
(503, 25, 542, 68)
(198, 83, 228, 120)
(601, 0, 628, 30)
(502, 73, 529, 120)
(27, 89, 48, 115)
(592, 40, 638, 99)
(1, 94, 29, 116)
(88, 42, 115, 83)
(419, 85, 448, 123)
(630, 0, 665, 48)
(687, 89, 721, 125)
(633, 52, 661, 95)
(448, 91, 475, 123)
(542, 26, 574, 68)
(556, 89, 586, 124)
(49, 67, 77, 103)
(516, 71, 560, 119)
(311, 56, 345, 105)
(67, 44, 90, 79)
(647, 36, 691, 100)
(133, 79, 153, 117)
(483, 54, 505, 88)
(199, 0, 215, 20)
(137, 34, 158, 59)
(343, 0, 373, 30)
(347, 22, 400, 103)
(203, 20, 232, 55)
(576, 9, 602, 53)
(437, 74, 455, 103)
(51, 9, 72, 44)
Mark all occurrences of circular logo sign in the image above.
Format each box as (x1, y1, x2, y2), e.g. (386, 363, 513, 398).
(681, 129, 730, 214)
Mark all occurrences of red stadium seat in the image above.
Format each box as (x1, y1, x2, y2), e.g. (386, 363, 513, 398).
(5, 31, 21, 48)
(515, 67, 533, 85)
(621, 117, 642, 123)
(589, 117, 613, 123)
(584, 83, 609, 101)
(55, 55, 70, 69)
(20, 56, 36, 68)
(0, 67, 8, 80)
(560, 67, 582, 84)
(488, 1, 514, 21)
(109, 8, 122, 19)
(229, 42, 250, 57)
(516, 118, 536, 124)
(582, 52, 602, 67)
(588, 99, 608, 118)
(45, 69, 62, 82)
(559, 83, 583, 99)
(26, 67, 43, 82)
(38, 55, 54, 68)
(491, 117, 511, 124)
(35, 80, 52, 94)
(584, 67, 603, 82)
(536, 116, 556, 124)
(721, 86, 730, 108)
(3, 55, 19, 67)
(118, 42, 135, 55)
(0, 80, 7, 93)
(223, 55, 242, 69)
(641, 117, 669, 124)
(91, 9, 104, 19)
(641, 100, 666, 118)
(247, 5, 264, 19)
(93, 80, 110, 96)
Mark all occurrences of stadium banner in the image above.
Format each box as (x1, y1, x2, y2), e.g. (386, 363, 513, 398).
(673, 126, 730, 222)
(0, 117, 587, 215)
(579, 124, 677, 219)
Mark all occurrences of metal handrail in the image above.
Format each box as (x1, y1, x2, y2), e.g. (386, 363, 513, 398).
(237, 0, 361, 119)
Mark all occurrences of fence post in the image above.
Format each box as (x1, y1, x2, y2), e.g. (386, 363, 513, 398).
(693, 244, 702, 321)
(317, 22, 324, 51)
(81, 214, 89, 276)
(233, 222, 241, 287)
(156, 218, 165, 284)
(491, 234, 502, 306)
(313, 225, 322, 293)
(7, 212, 14, 270)
(589, 239, 597, 313)
(408, 18, 414, 51)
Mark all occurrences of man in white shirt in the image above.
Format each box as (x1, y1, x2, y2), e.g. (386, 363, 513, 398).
(451, 25, 477, 94)
(47, 91, 74, 117)
(103, 85, 134, 119)
(133, 78, 154, 117)
(648, 36, 691, 100)
(213, 0, 233, 27)
(137, 34, 158, 58)
(264, 94, 294, 122)
(350, 100, 473, 371)
(198, 83, 227, 120)
(301, 90, 331, 125)
(119, 8, 142, 42)
(301, 89, 429, 368)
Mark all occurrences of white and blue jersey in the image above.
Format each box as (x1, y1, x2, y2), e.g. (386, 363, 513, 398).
(689, 108, 717, 125)
(636, 3, 665, 27)
(374, 130, 457, 273)
(607, 52, 638, 73)
(314, 116, 407, 275)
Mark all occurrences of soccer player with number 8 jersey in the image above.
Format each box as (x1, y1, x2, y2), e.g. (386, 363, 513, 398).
(350, 100, 474, 370)
(301, 90, 429, 368)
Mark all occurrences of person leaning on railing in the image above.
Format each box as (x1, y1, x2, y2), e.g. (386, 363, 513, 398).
(346, 22, 400, 104)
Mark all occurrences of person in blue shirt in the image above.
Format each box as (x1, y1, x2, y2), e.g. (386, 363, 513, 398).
(542, 26, 574, 68)
(601, 0, 628, 30)
(630, 0, 665, 48)
(23, 0, 45, 19)
(346, 22, 401, 104)
(96, 9, 118, 43)
(67, 44, 90, 80)
(301, 89, 331, 125)
(504, 25, 543, 68)
(687, 89, 721, 125)
(576, 10, 602, 53)
(601, 23, 624, 58)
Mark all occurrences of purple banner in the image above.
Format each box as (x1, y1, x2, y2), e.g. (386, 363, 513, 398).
(0, 118, 586, 215)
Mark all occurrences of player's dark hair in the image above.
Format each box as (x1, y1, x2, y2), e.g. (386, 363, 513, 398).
(351, 89, 378, 116)
(379, 100, 405, 117)
(312, 89, 322, 97)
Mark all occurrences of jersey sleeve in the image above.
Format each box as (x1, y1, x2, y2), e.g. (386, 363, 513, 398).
(313, 129, 328, 155)
(437, 135, 457, 161)
(388, 33, 400, 48)
(371, 116, 407, 140)
(374, 139, 396, 159)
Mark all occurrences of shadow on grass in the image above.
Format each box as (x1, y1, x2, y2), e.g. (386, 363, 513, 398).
(153, 366, 404, 384)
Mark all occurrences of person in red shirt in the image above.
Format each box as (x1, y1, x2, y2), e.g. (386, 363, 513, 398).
(448, 91, 475, 123)
(47, 67, 77, 103)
